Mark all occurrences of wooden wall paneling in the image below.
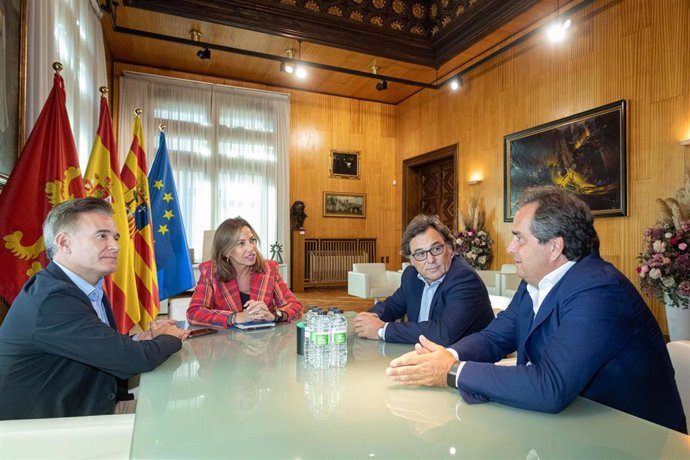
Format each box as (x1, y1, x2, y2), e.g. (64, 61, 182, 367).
(396, 0, 690, 333)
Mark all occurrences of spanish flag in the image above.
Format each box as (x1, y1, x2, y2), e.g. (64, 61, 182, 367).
(0, 69, 85, 304)
(84, 90, 139, 333)
(121, 112, 159, 330)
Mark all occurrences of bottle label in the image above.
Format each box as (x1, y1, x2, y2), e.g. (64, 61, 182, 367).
(314, 332, 330, 346)
(333, 331, 347, 345)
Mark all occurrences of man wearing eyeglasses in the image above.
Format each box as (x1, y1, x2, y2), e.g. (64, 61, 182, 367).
(353, 214, 494, 346)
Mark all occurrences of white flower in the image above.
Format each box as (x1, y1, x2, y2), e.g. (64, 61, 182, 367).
(662, 277, 676, 288)
(665, 232, 673, 239)
(478, 256, 486, 264)
(653, 240, 666, 253)
(649, 268, 662, 279)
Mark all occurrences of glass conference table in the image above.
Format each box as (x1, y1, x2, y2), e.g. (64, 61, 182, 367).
(130, 322, 690, 459)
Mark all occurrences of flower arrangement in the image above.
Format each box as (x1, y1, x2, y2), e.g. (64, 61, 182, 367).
(637, 176, 690, 309)
(455, 198, 493, 270)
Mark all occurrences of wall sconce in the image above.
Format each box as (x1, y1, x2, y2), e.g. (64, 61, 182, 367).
(468, 173, 483, 185)
(449, 78, 462, 91)
(681, 138, 690, 146)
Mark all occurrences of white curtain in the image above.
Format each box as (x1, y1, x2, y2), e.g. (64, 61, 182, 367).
(117, 72, 291, 270)
(26, 0, 108, 168)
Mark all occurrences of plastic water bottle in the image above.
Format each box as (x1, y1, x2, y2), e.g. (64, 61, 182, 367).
(304, 306, 319, 363)
(331, 309, 348, 368)
(312, 311, 331, 369)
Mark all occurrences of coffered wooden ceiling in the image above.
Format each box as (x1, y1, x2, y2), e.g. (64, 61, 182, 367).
(101, 0, 571, 104)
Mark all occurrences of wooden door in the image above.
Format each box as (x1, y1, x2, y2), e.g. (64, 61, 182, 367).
(403, 144, 458, 231)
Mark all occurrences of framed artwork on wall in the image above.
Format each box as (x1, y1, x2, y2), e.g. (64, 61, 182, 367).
(329, 149, 360, 179)
(323, 191, 366, 218)
(504, 100, 627, 221)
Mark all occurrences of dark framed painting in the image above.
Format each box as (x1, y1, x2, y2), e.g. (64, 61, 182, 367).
(323, 192, 366, 218)
(504, 100, 627, 221)
(329, 149, 360, 179)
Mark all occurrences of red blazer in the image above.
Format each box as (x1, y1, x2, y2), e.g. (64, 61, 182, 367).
(187, 260, 302, 328)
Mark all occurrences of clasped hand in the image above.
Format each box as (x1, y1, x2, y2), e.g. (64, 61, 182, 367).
(353, 312, 384, 339)
(138, 319, 190, 341)
(236, 300, 274, 323)
(386, 335, 457, 387)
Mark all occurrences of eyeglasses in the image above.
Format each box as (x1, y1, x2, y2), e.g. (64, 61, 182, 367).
(411, 244, 446, 261)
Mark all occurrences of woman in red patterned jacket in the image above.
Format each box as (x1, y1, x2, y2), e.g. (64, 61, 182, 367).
(187, 217, 302, 328)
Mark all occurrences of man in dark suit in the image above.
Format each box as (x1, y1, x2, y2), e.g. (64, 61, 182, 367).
(353, 214, 494, 346)
(386, 186, 687, 433)
(0, 197, 189, 420)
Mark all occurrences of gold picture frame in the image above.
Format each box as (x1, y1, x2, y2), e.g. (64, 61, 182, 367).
(323, 192, 366, 218)
(329, 149, 360, 179)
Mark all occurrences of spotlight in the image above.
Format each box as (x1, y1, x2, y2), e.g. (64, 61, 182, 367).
(295, 65, 307, 79)
(546, 18, 571, 42)
(375, 80, 388, 91)
(280, 62, 295, 74)
(449, 78, 462, 91)
(196, 47, 211, 60)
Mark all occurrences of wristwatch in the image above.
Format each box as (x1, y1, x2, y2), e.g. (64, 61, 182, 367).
(447, 362, 461, 389)
(227, 312, 238, 326)
(274, 310, 286, 322)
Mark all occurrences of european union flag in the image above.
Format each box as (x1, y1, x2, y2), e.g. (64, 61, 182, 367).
(149, 131, 195, 299)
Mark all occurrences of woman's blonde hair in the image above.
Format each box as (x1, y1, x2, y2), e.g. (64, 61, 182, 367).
(212, 217, 265, 282)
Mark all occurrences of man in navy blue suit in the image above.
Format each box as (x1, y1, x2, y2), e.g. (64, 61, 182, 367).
(353, 214, 493, 346)
(0, 197, 189, 419)
(386, 186, 686, 433)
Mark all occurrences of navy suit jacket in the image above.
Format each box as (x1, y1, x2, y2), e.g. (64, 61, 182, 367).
(0, 262, 182, 420)
(451, 254, 687, 433)
(369, 256, 494, 346)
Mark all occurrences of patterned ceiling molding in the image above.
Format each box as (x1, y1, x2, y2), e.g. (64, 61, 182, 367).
(123, 0, 542, 67)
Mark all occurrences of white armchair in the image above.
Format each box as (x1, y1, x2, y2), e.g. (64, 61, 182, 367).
(500, 264, 521, 298)
(667, 340, 690, 423)
(476, 270, 501, 296)
(348, 263, 402, 304)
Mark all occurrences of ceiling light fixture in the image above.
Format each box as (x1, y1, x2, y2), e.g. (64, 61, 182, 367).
(546, 18, 571, 42)
(295, 65, 308, 79)
(281, 48, 296, 74)
(375, 80, 388, 91)
(449, 78, 461, 91)
(196, 47, 211, 60)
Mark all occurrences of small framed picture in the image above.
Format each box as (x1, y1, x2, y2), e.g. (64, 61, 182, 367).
(329, 150, 360, 179)
(323, 192, 366, 218)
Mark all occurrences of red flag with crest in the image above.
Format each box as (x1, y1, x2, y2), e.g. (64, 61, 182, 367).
(0, 70, 85, 304)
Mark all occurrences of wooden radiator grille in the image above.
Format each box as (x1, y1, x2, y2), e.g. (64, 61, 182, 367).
(304, 239, 376, 286)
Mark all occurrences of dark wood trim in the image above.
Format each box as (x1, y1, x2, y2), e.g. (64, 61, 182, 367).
(123, 0, 435, 66)
(402, 144, 458, 230)
(431, 0, 542, 66)
(122, 0, 541, 67)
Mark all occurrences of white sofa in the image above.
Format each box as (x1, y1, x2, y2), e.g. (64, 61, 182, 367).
(348, 263, 402, 304)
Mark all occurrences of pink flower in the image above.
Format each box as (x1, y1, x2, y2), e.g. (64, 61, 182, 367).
(680, 243, 687, 250)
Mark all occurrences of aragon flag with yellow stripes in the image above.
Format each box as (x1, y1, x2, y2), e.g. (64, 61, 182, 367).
(84, 91, 139, 333)
(121, 111, 159, 331)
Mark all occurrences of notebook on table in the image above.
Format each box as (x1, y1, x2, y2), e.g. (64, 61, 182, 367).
(234, 321, 276, 330)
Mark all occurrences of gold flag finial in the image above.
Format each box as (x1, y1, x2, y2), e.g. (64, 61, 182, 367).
(52, 62, 63, 74)
(99, 86, 109, 96)
(159, 123, 166, 132)
(134, 108, 142, 117)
